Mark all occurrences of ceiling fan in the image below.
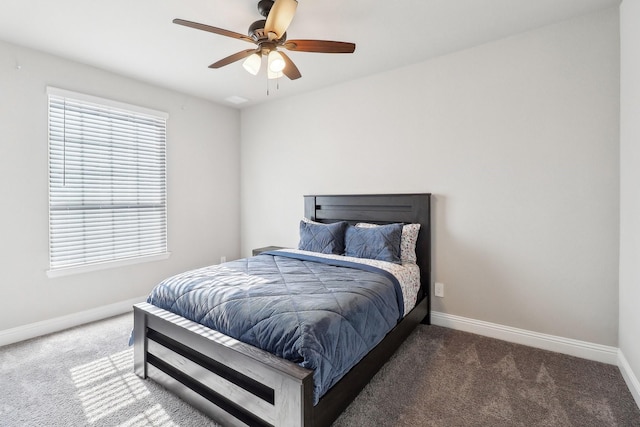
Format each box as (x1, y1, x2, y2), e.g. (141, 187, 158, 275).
(173, 0, 356, 80)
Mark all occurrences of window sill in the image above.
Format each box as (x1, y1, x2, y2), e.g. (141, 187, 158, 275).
(47, 252, 171, 278)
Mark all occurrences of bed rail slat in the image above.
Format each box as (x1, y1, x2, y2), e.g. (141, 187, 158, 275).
(146, 363, 254, 427)
(147, 328, 275, 403)
(148, 340, 276, 425)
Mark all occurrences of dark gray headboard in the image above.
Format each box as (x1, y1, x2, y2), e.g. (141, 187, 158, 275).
(303, 193, 431, 320)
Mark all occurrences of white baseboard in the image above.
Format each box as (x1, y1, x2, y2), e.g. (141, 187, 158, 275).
(0, 296, 147, 347)
(618, 350, 640, 408)
(430, 311, 619, 365)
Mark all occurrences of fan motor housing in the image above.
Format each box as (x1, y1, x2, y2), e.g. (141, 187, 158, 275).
(248, 19, 267, 42)
(248, 19, 286, 43)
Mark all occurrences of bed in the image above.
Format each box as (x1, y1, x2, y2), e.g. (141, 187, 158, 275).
(133, 193, 431, 427)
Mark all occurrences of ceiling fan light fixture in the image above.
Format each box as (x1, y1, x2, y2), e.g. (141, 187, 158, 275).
(242, 53, 262, 75)
(173, 0, 356, 84)
(268, 50, 286, 73)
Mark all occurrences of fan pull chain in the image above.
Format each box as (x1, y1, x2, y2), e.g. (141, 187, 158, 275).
(266, 76, 281, 96)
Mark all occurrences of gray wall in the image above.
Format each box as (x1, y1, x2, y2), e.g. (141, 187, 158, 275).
(619, 0, 640, 404)
(240, 9, 620, 346)
(0, 40, 241, 330)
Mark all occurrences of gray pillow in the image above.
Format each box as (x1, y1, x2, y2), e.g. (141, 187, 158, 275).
(345, 223, 403, 264)
(298, 220, 348, 254)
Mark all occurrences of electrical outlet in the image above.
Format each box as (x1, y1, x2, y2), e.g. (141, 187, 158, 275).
(435, 282, 445, 297)
(220, 256, 226, 263)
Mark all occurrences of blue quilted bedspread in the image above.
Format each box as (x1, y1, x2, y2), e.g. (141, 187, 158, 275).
(146, 250, 404, 404)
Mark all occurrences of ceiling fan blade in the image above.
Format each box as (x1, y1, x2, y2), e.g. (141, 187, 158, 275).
(279, 51, 301, 80)
(173, 18, 254, 44)
(209, 49, 258, 69)
(264, 0, 298, 40)
(283, 39, 356, 54)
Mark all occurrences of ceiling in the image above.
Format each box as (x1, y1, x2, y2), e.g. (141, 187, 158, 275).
(0, 0, 619, 109)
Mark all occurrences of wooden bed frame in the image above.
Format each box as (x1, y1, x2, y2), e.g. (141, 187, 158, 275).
(133, 193, 431, 427)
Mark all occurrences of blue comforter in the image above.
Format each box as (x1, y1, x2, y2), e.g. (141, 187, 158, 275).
(146, 250, 404, 403)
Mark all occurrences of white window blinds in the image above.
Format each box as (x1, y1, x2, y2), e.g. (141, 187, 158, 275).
(48, 88, 168, 272)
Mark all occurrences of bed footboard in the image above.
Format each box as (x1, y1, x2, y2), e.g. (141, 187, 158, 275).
(133, 302, 314, 427)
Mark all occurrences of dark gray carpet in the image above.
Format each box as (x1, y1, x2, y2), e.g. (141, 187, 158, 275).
(334, 325, 640, 427)
(1, 313, 639, 426)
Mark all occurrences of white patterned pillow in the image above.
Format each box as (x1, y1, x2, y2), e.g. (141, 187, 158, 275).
(356, 222, 421, 264)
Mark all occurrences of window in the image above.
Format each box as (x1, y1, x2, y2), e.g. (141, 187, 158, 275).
(47, 88, 168, 275)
